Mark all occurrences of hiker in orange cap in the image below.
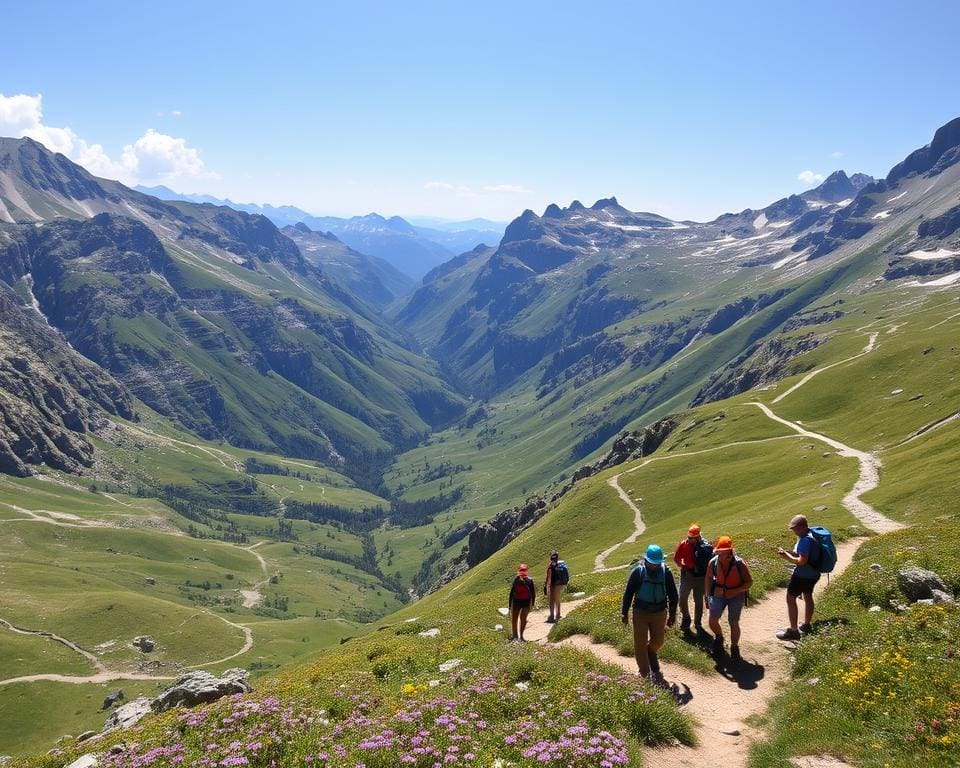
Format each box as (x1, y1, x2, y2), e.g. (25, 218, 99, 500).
(703, 536, 752, 664)
(673, 523, 711, 634)
(508, 563, 536, 641)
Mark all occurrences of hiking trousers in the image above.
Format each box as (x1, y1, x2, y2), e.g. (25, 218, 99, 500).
(632, 608, 666, 676)
(678, 569, 704, 625)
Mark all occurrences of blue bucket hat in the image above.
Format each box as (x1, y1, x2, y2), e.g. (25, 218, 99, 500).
(644, 544, 664, 565)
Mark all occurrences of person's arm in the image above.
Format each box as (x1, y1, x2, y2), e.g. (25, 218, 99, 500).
(508, 578, 514, 608)
(673, 541, 685, 568)
(621, 569, 639, 623)
(544, 565, 552, 595)
(778, 536, 809, 566)
(528, 578, 536, 608)
(666, 568, 678, 626)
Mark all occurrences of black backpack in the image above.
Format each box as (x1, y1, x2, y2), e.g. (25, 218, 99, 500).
(691, 538, 714, 577)
(553, 561, 570, 586)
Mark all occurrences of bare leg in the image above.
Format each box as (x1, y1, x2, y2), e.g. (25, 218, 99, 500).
(786, 593, 799, 630)
(519, 606, 530, 640)
(802, 592, 815, 625)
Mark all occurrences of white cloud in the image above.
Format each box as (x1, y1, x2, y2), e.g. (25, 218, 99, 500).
(171, 110, 182, 117)
(0, 92, 212, 186)
(425, 180, 531, 196)
(830, 151, 844, 159)
(481, 184, 531, 194)
(797, 170, 825, 186)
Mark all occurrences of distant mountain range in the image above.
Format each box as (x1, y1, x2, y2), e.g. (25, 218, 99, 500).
(135, 186, 507, 280)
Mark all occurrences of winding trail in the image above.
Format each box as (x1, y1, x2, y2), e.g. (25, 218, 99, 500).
(747, 403, 904, 534)
(772, 332, 877, 404)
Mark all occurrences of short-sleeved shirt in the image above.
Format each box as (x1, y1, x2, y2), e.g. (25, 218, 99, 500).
(793, 534, 819, 579)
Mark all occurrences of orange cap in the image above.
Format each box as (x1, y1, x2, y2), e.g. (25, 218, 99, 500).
(714, 535, 734, 551)
(688, 524, 701, 536)
(518, 563, 529, 574)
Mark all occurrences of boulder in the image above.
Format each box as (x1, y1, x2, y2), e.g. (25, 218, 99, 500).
(64, 756, 99, 768)
(151, 668, 252, 712)
(76, 730, 97, 743)
(102, 697, 152, 733)
(931, 589, 956, 605)
(101, 690, 125, 710)
(897, 566, 948, 602)
(132, 636, 155, 653)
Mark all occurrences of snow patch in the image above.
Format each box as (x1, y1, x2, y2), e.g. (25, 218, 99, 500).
(872, 210, 891, 220)
(834, 198, 853, 208)
(901, 248, 960, 261)
(770, 220, 792, 228)
(887, 190, 908, 203)
(752, 213, 768, 229)
(905, 271, 960, 287)
(773, 252, 805, 270)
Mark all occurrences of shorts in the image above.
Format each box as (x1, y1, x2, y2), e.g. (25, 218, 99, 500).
(511, 599, 532, 611)
(708, 593, 745, 623)
(787, 573, 820, 597)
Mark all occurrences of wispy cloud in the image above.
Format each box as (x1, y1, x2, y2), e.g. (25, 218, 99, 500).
(830, 151, 843, 159)
(0, 92, 213, 186)
(425, 180, 531, 196)
(481, 184, 531, 194)
(797, 170, 825, 186)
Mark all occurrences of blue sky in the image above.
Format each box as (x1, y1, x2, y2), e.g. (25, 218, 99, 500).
(2, 1, 959, 221)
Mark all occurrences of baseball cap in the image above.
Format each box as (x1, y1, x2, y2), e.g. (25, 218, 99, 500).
(688, 524, 701, 536)
(644, 544, 664, 564)
(714, 535, 734, 551)
(518, 563, 529, 574)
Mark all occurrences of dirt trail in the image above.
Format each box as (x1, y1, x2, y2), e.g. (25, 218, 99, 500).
(772, 332, 877, 404)
(528, 541, 863, 767)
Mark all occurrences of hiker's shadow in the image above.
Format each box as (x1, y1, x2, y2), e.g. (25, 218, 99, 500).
(715, 656, 764, 690)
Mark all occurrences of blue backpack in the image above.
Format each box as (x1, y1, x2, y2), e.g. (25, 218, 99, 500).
(809, 526, 837, 573)
(554, 561, 570, 586)
(634, 564, 667, 612)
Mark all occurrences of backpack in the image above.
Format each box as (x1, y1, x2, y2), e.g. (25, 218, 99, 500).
(512, 576, 532, 602)
(691, 538, 714, 577)
(633, 564, 667, 612)
(808, 526, 837, 574)
(553, 561, 570, 586)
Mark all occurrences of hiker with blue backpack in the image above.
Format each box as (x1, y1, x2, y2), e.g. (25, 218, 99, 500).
(775, 514, 836, 640)
(621, 544, 678, 685)
(544, 551, 569, 623)
(673, 524, 712, 635)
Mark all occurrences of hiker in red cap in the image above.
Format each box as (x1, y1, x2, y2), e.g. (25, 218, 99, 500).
(508, 563, 536, 641)
(703, 535, 752, 664)
(673, 523, 711, 634)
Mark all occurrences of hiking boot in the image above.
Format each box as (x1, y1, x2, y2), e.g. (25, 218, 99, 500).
(776, 627, 802, 641)
(650, 670, 668, 689)
(711, 637, 724, 657)
(799, 623, 813, 635)
(649, 652, 661, 674)
(680, 616, 692, 631)
(730, 645, 742, 664)
(545, 616, 556, 624)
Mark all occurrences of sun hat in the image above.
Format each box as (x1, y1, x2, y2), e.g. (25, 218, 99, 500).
(644, 544, 664, 565)
(688, 524, 701, 536)
(518, 563, 529, 574)
(714, 535, 734, 551)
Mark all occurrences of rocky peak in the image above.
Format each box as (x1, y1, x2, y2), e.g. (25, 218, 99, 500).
(501, 209, 543, 245)
(293, 222, 312, 233)
(887, 116, 960, 184)
(591, 196, 622, 211)
(543, 203, 564, 218)
(568, 200, 586, 212)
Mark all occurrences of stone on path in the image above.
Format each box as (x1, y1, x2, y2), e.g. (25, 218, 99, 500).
(438, 658, 463, 673)
(64, 756, 99, 768)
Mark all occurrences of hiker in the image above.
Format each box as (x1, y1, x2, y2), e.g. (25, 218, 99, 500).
(673, 523, 711, 633)
(704, 535, 752, 662)
(508, 563, 536, 641)
(544, 551, 569, 623)
(621, 544, 678, 683)
(776, 514, 819, 640)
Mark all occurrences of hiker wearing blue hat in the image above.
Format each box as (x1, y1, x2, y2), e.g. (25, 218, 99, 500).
(621, 544, 678, 684)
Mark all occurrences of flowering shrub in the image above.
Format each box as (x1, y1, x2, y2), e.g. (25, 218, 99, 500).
(94, 648, 689, 768)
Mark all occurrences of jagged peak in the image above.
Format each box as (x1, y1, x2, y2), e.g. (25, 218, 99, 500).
(887, 116, 960, 184)
(568, 200, 586, 212)
(543, 203, 564, 218)
(591, 196, 621, 211)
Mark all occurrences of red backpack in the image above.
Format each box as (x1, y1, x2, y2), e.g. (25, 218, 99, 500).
(512, 576, 532, 601)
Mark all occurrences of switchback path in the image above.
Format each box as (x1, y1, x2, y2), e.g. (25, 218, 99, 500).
(772, 332, 878, 404)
